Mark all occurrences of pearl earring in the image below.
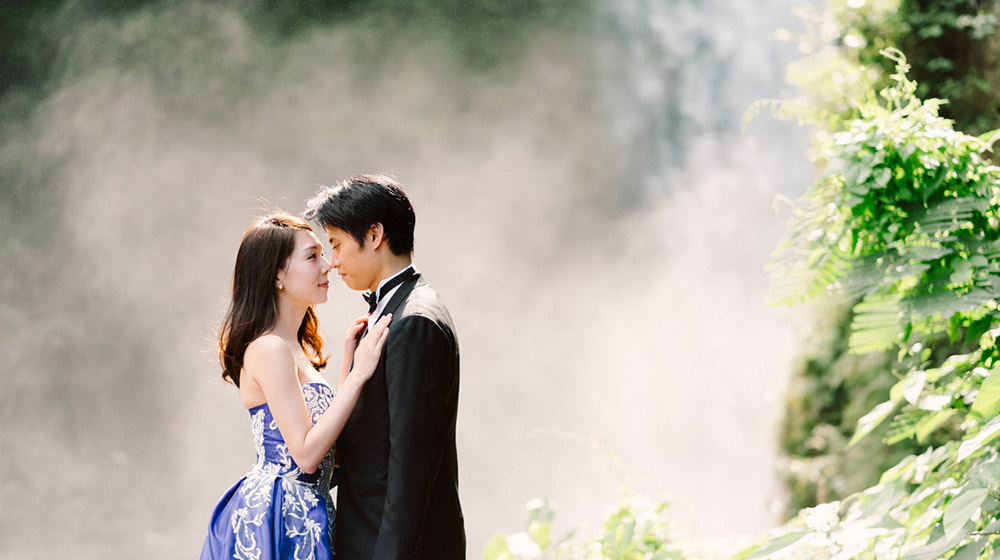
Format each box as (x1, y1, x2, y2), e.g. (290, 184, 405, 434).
(278, 283, 283, 290)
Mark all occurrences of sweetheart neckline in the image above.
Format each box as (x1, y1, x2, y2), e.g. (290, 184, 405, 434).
(245, 381, 332, 413)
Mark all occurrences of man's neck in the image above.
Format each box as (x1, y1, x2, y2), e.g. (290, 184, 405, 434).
(371, 255, 413, 292)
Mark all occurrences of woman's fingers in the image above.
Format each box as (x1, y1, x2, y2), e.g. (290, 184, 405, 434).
(373, 326, 390, 352)
(357, 314, 391, 354)
(370, 313, 392, 333)
(345, 325, 363, 349)
(347, 316, 368, 335)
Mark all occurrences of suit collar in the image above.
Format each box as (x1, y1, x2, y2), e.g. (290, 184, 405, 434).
(380, 270, 422, 318)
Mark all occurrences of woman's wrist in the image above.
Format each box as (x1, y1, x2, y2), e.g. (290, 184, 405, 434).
(341, 372, 365, 393)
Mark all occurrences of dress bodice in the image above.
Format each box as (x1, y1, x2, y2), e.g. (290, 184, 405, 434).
(201, 381, 339, 560)
(247, 381, 337, 490)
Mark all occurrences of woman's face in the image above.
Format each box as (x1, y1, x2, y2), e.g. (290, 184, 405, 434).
(278, 229, 331, 306)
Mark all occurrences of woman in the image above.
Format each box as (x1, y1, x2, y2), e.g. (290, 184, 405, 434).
(200, 212, 390, 560)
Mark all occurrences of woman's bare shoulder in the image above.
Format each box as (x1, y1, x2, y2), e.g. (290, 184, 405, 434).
(244, 334, 294, 371)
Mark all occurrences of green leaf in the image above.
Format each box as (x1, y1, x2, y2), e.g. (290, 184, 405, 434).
(944, 487, 988, 539)
(900, 521, 974, 560)
(873, 166, 892, 188)
(979, 329, 997, 350)
(950, 536, 989, 560)
(482, 534, 513, 560)
(915, 409, 957, 443)
(845, 159, 873, 193)
(891, 370, 927, 405)
(968, 454, 1000, 487)
(849, 293, 905, 354)
(886, 408, 925, 444)
(971, 369, 1000, 419)
(848, 483, 907, 523)
(958, 415, 1000, 461)
(527, 519, 551, 551)
(880, 455, 918, 483)
(744, 531, 808, 559)
(951, 266, 974, 285)
(977, 128, 1000, 153)
(850, 400, 898, 446)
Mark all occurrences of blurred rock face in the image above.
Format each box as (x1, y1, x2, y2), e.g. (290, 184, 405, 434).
(0, 1, 810, 556)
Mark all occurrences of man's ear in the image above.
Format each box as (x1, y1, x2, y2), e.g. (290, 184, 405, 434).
(368, 223, 386, 249)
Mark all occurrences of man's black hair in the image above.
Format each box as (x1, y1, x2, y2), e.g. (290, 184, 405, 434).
(304, 174, 415, 255)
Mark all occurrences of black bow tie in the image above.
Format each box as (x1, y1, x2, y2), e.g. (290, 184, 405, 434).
(363, 267, 415, 314)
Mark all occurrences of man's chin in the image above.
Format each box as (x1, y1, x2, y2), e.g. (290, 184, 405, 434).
(341, 279, 364, 291)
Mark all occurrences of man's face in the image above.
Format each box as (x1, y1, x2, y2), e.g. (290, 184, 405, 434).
(325, 226, 379, 292)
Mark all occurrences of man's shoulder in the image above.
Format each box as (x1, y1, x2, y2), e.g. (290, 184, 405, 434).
(396, 282, 455, 332)
(400, 281, 447, 314)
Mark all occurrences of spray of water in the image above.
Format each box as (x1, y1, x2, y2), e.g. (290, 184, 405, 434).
(0, 2, 812, 557)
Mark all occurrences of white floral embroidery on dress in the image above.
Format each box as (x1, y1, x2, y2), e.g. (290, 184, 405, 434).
(224, 383, 338, 560)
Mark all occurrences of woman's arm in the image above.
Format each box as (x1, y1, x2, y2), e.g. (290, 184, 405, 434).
(244, 314, 391, 474)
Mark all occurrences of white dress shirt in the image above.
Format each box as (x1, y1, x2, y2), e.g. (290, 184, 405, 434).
(367, 264, 414, 332)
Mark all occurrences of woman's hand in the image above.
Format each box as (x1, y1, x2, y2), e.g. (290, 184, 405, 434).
(343, 315, 369, 367)
(346, 314, 392, 385)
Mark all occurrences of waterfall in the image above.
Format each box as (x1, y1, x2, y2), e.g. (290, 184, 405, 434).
(0, 1, 817, 555)
(595, 0, 807, 205)
(582, 0, 816, 543)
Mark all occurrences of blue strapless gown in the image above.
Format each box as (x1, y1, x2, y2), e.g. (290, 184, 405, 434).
(201, 382, 338, 560)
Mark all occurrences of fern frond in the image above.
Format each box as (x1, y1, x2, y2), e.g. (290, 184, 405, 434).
(977, 128, 1000, 153)
(915, 197, 990, 235)
(849, 292, 905, 353)
(836, 253, 893, 299)
(885, 408, 926, 445)
(743, 98, 835, 129)
(905, 289, 997, 321)
(768, 250, 852, 306)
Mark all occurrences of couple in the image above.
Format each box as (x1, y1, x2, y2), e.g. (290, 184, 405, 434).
(200, 175, 465, 559)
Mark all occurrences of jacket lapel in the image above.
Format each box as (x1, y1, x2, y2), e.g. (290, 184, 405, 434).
(379, 271, 421, 320)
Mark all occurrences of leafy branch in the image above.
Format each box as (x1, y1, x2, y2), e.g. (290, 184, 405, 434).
(744, 48, 1000, 560)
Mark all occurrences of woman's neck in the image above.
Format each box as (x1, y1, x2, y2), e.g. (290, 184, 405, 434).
(272, 299, 307, 342)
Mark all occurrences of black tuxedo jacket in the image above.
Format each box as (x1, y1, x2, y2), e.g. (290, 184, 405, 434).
(334, 272, 465, 559)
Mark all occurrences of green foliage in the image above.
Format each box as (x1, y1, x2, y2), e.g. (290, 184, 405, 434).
(897, 0, 1000, 135)
(774, 0, 904, 129)
(483, 496, 685, 560)
(770, 0, 1000, 519)
(770, 48, 1000, 347)
(776, 297, 924, 519)
(483, 434, 685, 560)
(745, 50, 1000, 559)
(778, 0, 1000, 137)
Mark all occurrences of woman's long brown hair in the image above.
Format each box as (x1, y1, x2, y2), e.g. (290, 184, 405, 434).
(218, 212, 327, 387)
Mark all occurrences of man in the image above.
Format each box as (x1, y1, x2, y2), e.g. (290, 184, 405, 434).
(304, 174, 465, 559)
